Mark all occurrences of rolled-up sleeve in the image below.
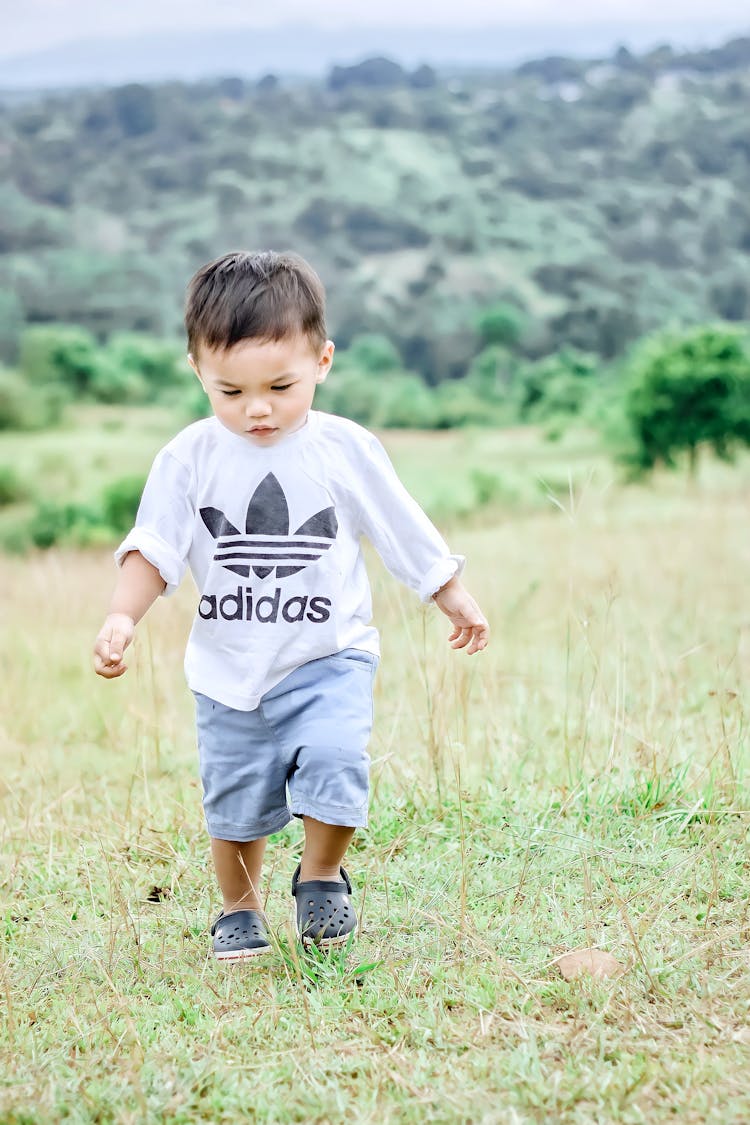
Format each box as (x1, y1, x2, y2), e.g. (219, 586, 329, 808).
(114, 450, 195, 596)
(355, 434, 465, 603)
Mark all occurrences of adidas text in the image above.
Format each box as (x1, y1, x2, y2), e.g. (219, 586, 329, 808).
(198, 586, 332, 624)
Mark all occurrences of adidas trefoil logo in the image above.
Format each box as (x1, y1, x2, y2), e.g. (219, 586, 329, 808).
(200, 473, 338, 580)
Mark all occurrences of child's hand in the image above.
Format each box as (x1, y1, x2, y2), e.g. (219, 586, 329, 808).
(93, 613, 135, 678)
(432, 577, 489, 655)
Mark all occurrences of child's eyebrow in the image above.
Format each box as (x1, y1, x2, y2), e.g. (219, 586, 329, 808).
(214, 374, 299, 388)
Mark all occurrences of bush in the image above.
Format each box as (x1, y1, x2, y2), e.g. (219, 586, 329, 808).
(0, 465, 27, 506)
(9, 473, 146, 551)
(374, 374, 438, 428)
(0, 366, 67, 430)
(344, 335, 403, 374)
(101, 475, 145, 534)
(314, 368, 383, 425)
(103, 333, 188, 402)
(433, 381, 498, 428)
(185, 378, 211, 422)
(475, 303, 526, 349)
(17, 326, 188, 406)
(469, 469, 513, 507)
(20, 325, 100, 395)
(515, 349, 599, 422)
(0, 367, 32, 429)
(28, 500, 103, 549)
(466, 346, 515, 403)
(624, 324, 750, 473)
(88, 357, 149, 404)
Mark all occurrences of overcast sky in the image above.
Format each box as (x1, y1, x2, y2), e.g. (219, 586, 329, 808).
(3, 0, 747, 58)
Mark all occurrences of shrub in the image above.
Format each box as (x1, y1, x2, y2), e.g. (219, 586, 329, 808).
(101, 475, 145, 534)
(0, 465, 27, 506)
(624, 324, 750, 473)
(469, 469, 512, 507)
(466, 346, 514, 403)
(313, 368, 382, 425)
(344, 335, 403, 374)
(0, 366, 67, 430)
(475, 303, 527, 349)
(432, 381, 497, 428)
(28, 500, 103, 549)
(20, 325, 100, 396)
(185, 378, 211, 421)
(0, 367, 32, 429)
(103, 333, 188, 401)
(88, 357, 150, 404)
(375, 374, 437, 428)
(515, 349, 599, 422)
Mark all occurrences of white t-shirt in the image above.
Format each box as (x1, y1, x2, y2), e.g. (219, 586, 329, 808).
(115, 410, 465, 710)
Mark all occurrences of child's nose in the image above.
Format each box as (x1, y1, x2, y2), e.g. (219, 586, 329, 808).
(246, 398, 272, 418)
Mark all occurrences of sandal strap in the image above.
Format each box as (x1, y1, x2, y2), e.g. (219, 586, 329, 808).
(291, 862, 352, 897)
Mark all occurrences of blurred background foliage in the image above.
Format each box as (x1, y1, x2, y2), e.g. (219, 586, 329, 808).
(1, 36, 750, 548)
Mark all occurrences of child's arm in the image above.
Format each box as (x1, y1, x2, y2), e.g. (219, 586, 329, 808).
(93, 551, 166, 678)
(351, 431, 490, 653)
(432, 575, 489, 655)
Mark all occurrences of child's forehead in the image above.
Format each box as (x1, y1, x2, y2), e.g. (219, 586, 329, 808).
(196, 334, 320, 375)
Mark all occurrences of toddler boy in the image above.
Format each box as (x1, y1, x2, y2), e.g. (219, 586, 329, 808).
(93, 250, 489, 961)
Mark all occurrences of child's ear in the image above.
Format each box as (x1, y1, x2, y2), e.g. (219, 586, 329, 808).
(187, 353, 206, 391)
(316, 340, 335, 385)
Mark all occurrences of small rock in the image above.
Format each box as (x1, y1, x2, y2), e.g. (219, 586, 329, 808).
(554, 948, 623, 980)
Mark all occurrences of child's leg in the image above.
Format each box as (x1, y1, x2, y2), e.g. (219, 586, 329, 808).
(299, 816, 355, 881)
(211, 836, 268, 915)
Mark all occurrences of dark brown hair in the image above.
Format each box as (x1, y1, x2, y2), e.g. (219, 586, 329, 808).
(185, 250, 327, 359)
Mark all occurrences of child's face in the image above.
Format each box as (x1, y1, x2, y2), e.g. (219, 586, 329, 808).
(189, 335, 334, 445)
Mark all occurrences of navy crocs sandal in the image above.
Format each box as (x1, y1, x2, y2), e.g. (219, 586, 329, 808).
(291, 863, 357, 947)
(210, 909, 272, 962)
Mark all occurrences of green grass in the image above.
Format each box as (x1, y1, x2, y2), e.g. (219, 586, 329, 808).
(1, 425, 749, 1122)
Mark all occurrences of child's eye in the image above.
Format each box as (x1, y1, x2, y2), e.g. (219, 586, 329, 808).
(272, 384, 292, 392)
(221, 390, 241, 397)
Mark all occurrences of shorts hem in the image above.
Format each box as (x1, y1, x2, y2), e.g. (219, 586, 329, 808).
(290, 798, 369, 829)
(205, 811, 293, 842)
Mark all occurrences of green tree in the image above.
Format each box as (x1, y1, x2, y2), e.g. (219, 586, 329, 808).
(19, 325, 100, 396)
(624, 325, 750, 474)
(475, 303, 525, 349)
(375, 374, 437, 428)
(103, 332, 187, 401)
(515, 349, 598, 421)
(466, 345, 515, 402)
(344, 334, 402, 374)
(111, 84, 157, 137)
(433, 380, 496, 428)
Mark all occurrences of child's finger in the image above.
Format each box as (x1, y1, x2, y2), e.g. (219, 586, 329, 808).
(93, 636, 113, 665)
(94, 651, 128, 677)
(107, 628, 131, 664)
(450, 627, 470, 649)
(466, 623, 490, 654)
(94, 631, 126, 669)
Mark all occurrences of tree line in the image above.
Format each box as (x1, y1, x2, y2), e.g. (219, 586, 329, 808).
(0, 36, 748, 380)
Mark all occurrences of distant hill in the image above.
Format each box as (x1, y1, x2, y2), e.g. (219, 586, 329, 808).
(1, 20, 748, 91)
(1, 36, 749, 380)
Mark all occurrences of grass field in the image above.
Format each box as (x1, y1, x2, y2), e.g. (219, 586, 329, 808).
(1, 423, 749, 1123)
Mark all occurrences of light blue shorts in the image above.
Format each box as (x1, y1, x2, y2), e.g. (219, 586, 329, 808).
(193, 648, 378, 841)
